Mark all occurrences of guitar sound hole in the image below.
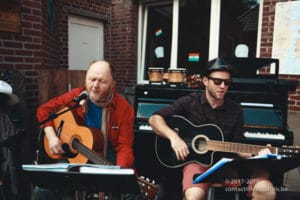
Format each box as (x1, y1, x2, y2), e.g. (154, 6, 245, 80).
(191, 135, 208, 154)
(62, 143, 76, 158)
(195, 138, 206, 151)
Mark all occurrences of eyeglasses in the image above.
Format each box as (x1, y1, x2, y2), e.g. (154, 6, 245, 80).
(207, 76, 231, 86)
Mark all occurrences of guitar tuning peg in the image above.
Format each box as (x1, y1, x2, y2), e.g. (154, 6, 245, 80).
(152, 180, 155, 184)
(146, 178, 150, 181)
(140, 176, 145, 179)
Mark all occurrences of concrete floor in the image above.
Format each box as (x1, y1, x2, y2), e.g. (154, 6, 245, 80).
(283, 112, 300, 192)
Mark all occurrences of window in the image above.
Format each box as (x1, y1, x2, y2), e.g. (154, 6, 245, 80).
(177, 0, 211, 75)
(138, 0, 261, 83)
(219, 0, 260, 58)
(143, 3, 173, 80)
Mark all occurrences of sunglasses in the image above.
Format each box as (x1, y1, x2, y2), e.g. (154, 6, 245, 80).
(207, 76, 231, 86)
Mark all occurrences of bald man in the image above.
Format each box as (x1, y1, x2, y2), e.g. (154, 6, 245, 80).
(34, 60, 136, 200)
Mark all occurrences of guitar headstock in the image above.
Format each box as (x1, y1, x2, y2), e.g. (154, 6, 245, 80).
(280, 145, 300, 157)
(137, 176, 159, 200)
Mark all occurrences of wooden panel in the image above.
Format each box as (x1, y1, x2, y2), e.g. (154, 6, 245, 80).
(37, 70, 85, 105)
(37, 70, 53, 104)
(0, 2, 20, 32)
(53, 70, 68, 95)
(68, 70, 86, 89)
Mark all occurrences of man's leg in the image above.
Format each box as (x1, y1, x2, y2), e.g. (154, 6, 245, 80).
(182, 163, 210, 200)
(33, 186, 61, 200)
(249, 179, 276, 200)
(247, 167, 276, 200)
(185, 187, 207, 200)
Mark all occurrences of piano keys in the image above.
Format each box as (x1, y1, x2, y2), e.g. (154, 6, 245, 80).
(244, 129, 286, 142)
(240, 100, 293, 146)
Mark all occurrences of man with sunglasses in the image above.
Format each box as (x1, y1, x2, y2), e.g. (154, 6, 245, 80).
(149, 57, 276, 200)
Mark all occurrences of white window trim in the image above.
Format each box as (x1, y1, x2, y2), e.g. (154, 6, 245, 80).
(137, 3, 146, 84)
(256, 0, 264, 57)
(170, 0, 179, 69)
(209, 0, 221, 61)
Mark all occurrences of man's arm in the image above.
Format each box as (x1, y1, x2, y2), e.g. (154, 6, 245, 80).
(115, 112, 135, 168)
(36, 88, 84, 155)
(149, 114, 189, 161)
(148, 114, 176, 139)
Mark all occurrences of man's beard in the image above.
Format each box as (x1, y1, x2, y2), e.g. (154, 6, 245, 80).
(207, 88, 225, 101)
(95, 88, 114, 107)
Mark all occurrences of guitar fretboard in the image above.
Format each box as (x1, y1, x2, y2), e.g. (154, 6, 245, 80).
(207, 140, 278, 155)
(72, 139, 112, 165)
(72, 139, 158, 200)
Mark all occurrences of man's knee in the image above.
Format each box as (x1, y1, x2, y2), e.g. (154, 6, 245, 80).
(184, 187, 206, 200)
(252, 180, 276, 200)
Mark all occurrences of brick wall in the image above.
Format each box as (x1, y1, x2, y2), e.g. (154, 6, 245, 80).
(0, 0, 43, 115)
(260, 0, 300, 112)
(40, 0, 138, 100)
(0, 0, 299, 114)
(0, 0, 138, 115)
(110, 0, 138, 91)
(41, 0, 60, 69)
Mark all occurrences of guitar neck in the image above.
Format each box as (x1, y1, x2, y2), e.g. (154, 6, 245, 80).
(73, 139, 158, 200)
(207, 140, 278, 155)
(72, 139, 112, 165)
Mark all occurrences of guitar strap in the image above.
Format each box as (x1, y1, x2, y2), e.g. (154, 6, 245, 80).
(99, 107, 110, 200)
(98, 88, 114, 159)
(101, 107, 109, 158)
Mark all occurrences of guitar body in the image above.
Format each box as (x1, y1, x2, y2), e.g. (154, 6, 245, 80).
(43, 107, 103, 163)
(156, 115, 300, 169)
(155, 115, 224, 168)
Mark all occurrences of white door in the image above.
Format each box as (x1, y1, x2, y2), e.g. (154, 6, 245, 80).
(68, 15, 104, 70)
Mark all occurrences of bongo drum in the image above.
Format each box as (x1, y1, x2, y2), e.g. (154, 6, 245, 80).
(167, 68, 186, 84)
(148, 68, 164, 83)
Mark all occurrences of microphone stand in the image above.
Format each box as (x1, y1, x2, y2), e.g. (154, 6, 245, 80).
(37, 103, 81, 126)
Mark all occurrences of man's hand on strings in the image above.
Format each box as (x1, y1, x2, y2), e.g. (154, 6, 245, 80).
(258, 144, 272, 156)
(44, 126, 65, 155)
(170, 135, 189, 161)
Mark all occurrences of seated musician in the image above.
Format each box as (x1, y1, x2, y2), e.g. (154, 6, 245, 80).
(149, 57, 276, 200)
(34, 60, 139, 200)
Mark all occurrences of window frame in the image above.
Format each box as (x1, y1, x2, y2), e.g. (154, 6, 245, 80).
(137, 0, 262, 83)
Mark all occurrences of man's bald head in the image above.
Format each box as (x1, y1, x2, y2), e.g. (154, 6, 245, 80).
(87, 60, 114, 79)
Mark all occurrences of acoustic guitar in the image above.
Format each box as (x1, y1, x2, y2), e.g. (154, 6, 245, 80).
(43, 107, 158, 200)
(155, 115, 300, 168)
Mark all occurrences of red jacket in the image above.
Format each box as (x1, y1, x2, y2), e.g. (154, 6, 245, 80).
(36, 87, 135, 168)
